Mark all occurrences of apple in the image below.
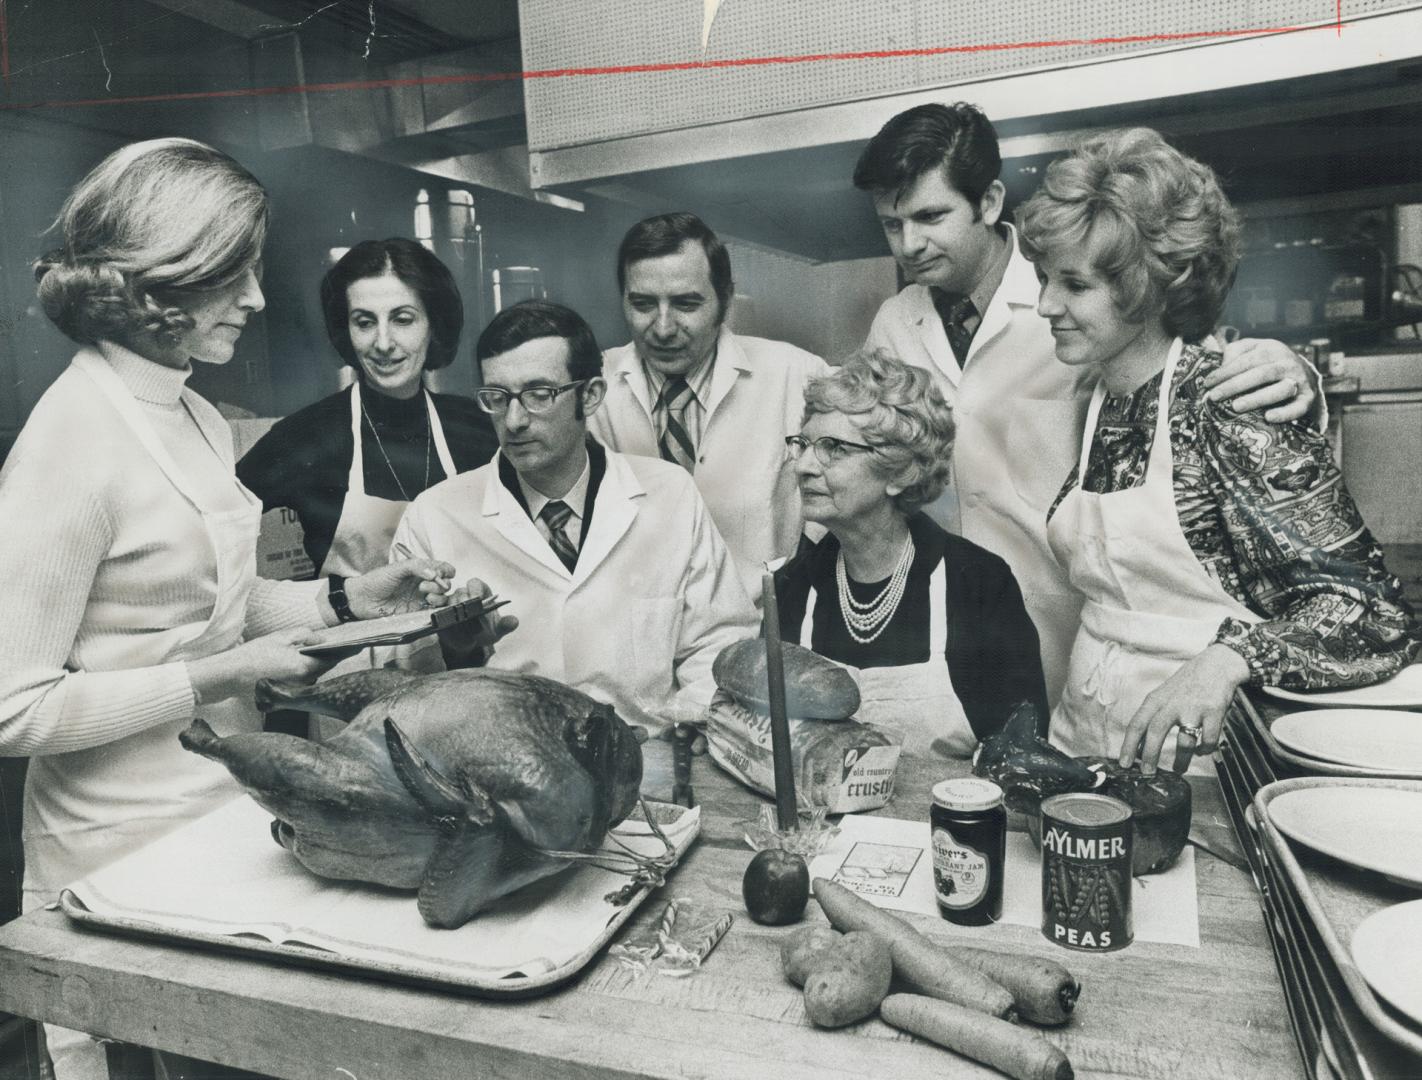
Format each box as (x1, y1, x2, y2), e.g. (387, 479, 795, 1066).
(742, 849, 810, 925)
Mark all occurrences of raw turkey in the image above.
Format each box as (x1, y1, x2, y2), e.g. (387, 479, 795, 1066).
(180, 668, 643, 928)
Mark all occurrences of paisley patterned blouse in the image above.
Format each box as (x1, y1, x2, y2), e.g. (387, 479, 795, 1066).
(1046, 343, 1418, 690)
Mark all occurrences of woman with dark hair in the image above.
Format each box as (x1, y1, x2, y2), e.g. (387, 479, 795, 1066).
(238, 237, 498, 576)
(774, 350, 1048, 755)
(1018, 127, 1417, 775)
(0, 140, 462, 1079)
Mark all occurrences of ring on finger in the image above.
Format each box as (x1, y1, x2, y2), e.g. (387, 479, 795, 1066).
(1177, 722, 1204, 741)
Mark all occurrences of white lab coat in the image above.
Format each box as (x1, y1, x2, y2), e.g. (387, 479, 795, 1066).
(864, 229, 1093, 707)
(391, 445, 758, 733)
(592, 326, 828, 599)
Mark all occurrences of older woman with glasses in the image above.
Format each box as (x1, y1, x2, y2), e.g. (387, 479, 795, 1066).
(773, 350, 1049, 756)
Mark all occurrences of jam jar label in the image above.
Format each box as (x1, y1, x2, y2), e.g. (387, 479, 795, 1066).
(931, 826, 990, 909)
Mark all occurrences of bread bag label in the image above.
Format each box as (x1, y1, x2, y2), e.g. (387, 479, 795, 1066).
(706, 692, 901, 813)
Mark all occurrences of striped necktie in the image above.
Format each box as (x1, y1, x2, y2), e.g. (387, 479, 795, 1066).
(539, 500, 578, 572)
(934, 292, 979, 365)
(656, 374, 697, 472)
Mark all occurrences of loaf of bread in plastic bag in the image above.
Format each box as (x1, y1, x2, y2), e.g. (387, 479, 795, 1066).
(705, 690, 901, 813)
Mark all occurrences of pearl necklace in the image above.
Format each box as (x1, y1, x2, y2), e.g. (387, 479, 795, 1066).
(835, 533, 915, 645)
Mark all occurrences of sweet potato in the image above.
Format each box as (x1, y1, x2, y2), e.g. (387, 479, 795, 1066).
(801, 931, 892, 1028)
(882, 994, 1073, 1080)
(779, 925, 843, 987)
(813, 878, 1015, 1020)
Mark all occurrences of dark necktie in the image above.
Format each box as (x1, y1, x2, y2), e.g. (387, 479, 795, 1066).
(539, 500, 578, 572)
(656, 374, 697, 472)
(934, 292, 979, 365)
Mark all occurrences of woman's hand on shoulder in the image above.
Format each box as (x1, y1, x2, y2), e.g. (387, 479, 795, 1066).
(1204, 339, 1318, 424)
(345, 558, 457, 618)
(1118, 644, 1250, 774)
(186, 628, 336, 706)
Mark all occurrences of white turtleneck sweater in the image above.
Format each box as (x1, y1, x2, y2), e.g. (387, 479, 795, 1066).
(0, 343, 326, 756)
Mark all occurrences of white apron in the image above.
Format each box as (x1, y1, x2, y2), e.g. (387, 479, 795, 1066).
(801, 560, 977, 758)
(308, 384, 456, 737)
(1046, 340, 1260, 775)
(319, 381, 456, 578)
(25, 353, 263, 1080)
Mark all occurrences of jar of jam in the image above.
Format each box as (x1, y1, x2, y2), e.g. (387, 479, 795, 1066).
(930, 777, 1006, 926)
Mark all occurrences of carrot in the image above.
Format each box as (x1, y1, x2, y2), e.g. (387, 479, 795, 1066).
(951, 946, 1080, 1027)
(881, 994, 1074, 1080)
(813, 878, 1015, 1020)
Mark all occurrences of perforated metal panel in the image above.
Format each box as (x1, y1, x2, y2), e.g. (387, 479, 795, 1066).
(520, 0, 1414, 152)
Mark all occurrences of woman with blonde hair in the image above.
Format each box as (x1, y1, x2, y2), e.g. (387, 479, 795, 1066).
(0, 138, 479, 1078)
(774, 349, 1048, 755)
(1017, 127, 1416, 775)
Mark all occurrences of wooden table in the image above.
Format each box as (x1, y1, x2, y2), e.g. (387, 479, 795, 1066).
(0, 746, 1300, 1080)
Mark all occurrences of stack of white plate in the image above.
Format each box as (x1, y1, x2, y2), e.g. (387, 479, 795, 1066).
(1264, 664, 1422, 775)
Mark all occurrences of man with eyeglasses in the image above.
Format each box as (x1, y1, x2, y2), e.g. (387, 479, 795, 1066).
(591, 212, 829, 599)
(391, 300, 757, 734)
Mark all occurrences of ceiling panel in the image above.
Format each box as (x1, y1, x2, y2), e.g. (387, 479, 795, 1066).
(562, 64, 1422, 263)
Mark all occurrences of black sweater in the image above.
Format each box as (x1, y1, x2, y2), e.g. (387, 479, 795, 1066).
(774, 513, 1050, 740)
(237, 382, 499, 572)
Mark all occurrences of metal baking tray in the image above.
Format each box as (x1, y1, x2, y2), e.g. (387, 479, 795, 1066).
(60, 798, 698, 999)
(1255, 777, 1422, 1060)
(1257, 823, 1422, 1080)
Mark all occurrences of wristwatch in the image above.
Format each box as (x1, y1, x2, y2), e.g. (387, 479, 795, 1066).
(327, 574, 358, 624)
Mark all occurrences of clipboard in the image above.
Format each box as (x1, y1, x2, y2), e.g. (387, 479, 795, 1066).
(298, 596, 509, 660)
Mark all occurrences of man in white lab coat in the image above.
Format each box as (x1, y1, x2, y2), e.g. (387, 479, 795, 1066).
(392, 300, 757, 733)
(591, 212, 828, 598)
(854, 103, 1319, 706)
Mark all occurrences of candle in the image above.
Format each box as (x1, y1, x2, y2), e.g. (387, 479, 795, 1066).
(761, 572, 798, 832)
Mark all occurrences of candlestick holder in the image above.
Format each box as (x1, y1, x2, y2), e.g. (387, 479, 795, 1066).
(737, 803, 840, 858)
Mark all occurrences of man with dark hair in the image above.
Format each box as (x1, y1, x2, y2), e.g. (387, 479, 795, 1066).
(392, 300, 756, 732)
(593, 212, 828, 596)
(854, 102, 1320, 707)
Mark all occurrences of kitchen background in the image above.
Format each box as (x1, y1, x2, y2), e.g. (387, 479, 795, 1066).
(3, 2, 1422, 1071)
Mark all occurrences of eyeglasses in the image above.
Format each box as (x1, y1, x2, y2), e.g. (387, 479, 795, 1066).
(784, 434, 879, 465)
(475, 380, 587, 415)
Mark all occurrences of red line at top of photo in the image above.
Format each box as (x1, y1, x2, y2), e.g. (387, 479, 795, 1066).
(0, 21, 1338, 113)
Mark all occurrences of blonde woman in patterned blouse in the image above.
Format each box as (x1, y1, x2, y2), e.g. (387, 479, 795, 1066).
(1016, 127, 1417, 775)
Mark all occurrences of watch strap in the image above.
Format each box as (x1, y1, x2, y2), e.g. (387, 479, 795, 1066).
(327, 574, 358, 624)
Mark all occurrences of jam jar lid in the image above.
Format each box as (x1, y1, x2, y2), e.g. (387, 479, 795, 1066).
(932, 777, 1003, 813)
